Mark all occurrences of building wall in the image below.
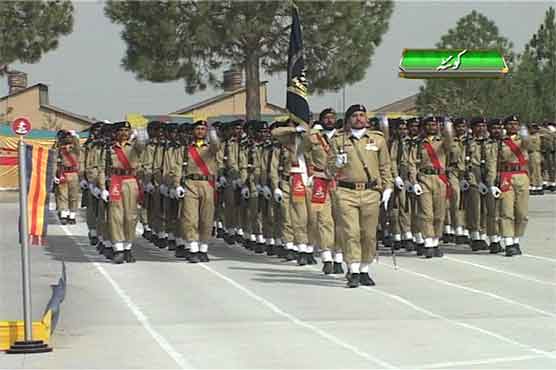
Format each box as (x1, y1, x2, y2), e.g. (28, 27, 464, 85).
(0, 86, 90, 131)
(186, 85, 285, 119)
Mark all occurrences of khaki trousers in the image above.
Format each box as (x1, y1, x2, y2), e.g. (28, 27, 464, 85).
(108, 178, 139, 242)
(56, 172, 80, 211)
(498, 173, 529, 237)
(181, 180, 214, 242)
(417, 174, 447, 238)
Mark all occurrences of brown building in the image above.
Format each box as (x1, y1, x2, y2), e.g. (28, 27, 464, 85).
(368, 93, 418, 118)
(170, 70, 288, 121)
(0, 72, 93, 131)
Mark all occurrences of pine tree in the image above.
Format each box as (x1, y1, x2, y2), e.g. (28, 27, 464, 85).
(105, 1, 394, 120)
(0, 1, 74, 72)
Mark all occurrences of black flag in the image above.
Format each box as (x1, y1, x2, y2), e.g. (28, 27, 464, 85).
(286, 5, 310, 125)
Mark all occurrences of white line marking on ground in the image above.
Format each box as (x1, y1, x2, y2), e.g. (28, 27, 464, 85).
(380, 264, 556, 318)
(522, 253, 556, 263)
(306, 266, 556, 360)
(59, 223, 194, 370)
(196, 262, 397, 369)
(444, 256, 556, 286)
(409, 353, 549, 369)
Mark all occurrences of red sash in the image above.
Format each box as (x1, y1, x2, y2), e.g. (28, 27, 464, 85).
(503, 138, 527, 166)
(291, 173, 306, 202)
(423, 142, 452, 198)
(311, 178, 330, 205)
(499, 138, 528, 192)
(61, 148, 78, 169)
(110, 146, 143, 204)
(188, 146, 215, 188)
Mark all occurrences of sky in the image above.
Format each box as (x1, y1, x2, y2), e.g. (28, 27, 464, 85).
(2, 1, 552, 122)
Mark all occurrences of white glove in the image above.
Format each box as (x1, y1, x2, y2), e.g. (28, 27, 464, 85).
(135, 128, 149, 144)
(92, 186, 101, 199)
(548, 125, 556, 133)
(460, 179, 470, 191)
(233, 179, 243, 190)
(101, 189, 110, 202)
(295, 125, 306, 133)
(255, 184, 263, 194)
(80, 179, 88, 190)
(478, 182, 489, 195)
(159, 184, 169, 197)
(53, 177, 60, 185)
(69, 130, 78, 138)
(395, 176, 405, 190)
(519, 125, 529, 139)
(169, 188, 177, 199)
(262, 185, 272, 200)
(145, 182, 155, 193)
(175, 186, 186, 198)
(241, 186, 250, 199)
(444, 120, 454, 137)
(130, 129, 137, 141)
(306, 176, 314, 187)
(335, 153, 348, 168)
(218, 176, 228, 188)
(381, 188, 393, 210)
(413, 183, 424, 196)
(490, 186, 502, 199)
(274, 188, 284, 203)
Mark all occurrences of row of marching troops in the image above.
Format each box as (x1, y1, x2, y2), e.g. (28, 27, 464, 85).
(52, 105, 554, 287)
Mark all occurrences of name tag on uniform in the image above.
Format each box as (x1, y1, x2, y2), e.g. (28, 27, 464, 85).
(365, 143, 378, 151)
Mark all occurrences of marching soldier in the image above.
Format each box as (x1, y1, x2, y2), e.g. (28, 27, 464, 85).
(542, 121, 556, 191)
(527, 122, 543, 195)
(485, 118, 503, 253)
(306, 108, 342, 274)
(173, 122, 193, 257)
(259, 123, 280, 255)
(169, 120, 220, 263)
(163, 123, 181, 250)
(93, 124, 114, 259)
(328, 104, 393, 287)
(98, 121, 147, 264)
(54, 129, 81, 225)
(408, 116, 454, 258)
(487, 115, 530, 257)
(81, 122, 103, 244)
(406, 118, 426, 253)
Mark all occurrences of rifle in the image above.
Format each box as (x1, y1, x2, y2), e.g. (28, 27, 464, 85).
(460, 135, 472, 210)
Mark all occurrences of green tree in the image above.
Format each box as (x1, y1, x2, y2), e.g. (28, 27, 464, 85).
(0, 1, 74, 72)
(105, 1, 394, 120)
(416, 10, 515, 117)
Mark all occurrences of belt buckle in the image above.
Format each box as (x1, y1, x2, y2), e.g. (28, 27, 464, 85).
(355, 183, 365, 191)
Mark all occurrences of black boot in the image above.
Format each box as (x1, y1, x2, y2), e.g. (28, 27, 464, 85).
(455, 235, 469, 245)
(479, 240, 489, 250)
(424, 248, 434, 259)
(223, 233, 235, 245)
(211, 226, 216, 237)
(514, 243, 522, 255)
(489, 242, 502, 254)
(266, 245, 276, 256)
(297, 253, 307, 266)
(402, 239, 415, 251)
(189, 252, 201, 263)
(158, 238, 168, 249)
(393, 241, 402, 250)
(277, 246, 287, 258)
(199, 252, 210, 262)
(143, 229, 152, 240)
(113, 251, 125, 264)
(360, 273, 376, 286)
(254, 243, 265, 254)
(433, 247, 443, 257)
(347, 273, 360, 288)
(333, 262, 344, 274)
(471, 240, 483, 251)
(216, 228, 225, 239)
(60, 217, 68, 226)
(441, 233, 452, 244)
(505, 245, 518, 257)
(416, 243, 425, 256)
(97, 241, 104, 254)
(68, 218, 76, 225)
(104, 247, 114, 260)
(167, 239, 176, 251)
(286, 250, 297, 261)
(322, 261, 333, 275)
(307, 253, 317, 265)
(124, 250, 136, 263)
(175, 245, 186, 258)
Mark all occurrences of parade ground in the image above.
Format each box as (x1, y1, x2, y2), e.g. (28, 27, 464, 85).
(1, 193, 555, 369)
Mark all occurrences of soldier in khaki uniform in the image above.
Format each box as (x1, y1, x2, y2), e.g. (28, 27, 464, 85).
(93, 124, 114, 258)
(306, 108, 342, 274)
(406, 118, 426, 252)
(169, 120, 220, 263)
(487, 115, 530, 257)
(162, 123, 181, 251)
(484, 118, 503, 253)
(54, 130, 81, 225)
(445, 118, 468, 245)
(217, 120, 244, 245)
(271, 120, 313, 265)
(98, 121, 146, 264)
(464, 118, 491, 251)
(328, 104, 393, 287)
(408, 116, 454, 258)
(541, 122, 556, 191)
(80, 122, 103, 244)
(527, 122, 544, 195)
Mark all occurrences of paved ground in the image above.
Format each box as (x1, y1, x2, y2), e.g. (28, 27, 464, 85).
(1, 194, 555, 369)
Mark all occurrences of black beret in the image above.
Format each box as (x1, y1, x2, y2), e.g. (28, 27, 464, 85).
(470, 117, 487, 125)
(113, 121, 131, 130)
(423, 115, 437, 124)
(319, 108, 336, 122)
(453, 118, 468, 125)
(345, 104, 366, 119)
(165, 122, 179, 131)
(488, 118, 504, 126)
(147, 121, 163, 130)
(193, 120, 208, 127)
(504, 115, 519, 124)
